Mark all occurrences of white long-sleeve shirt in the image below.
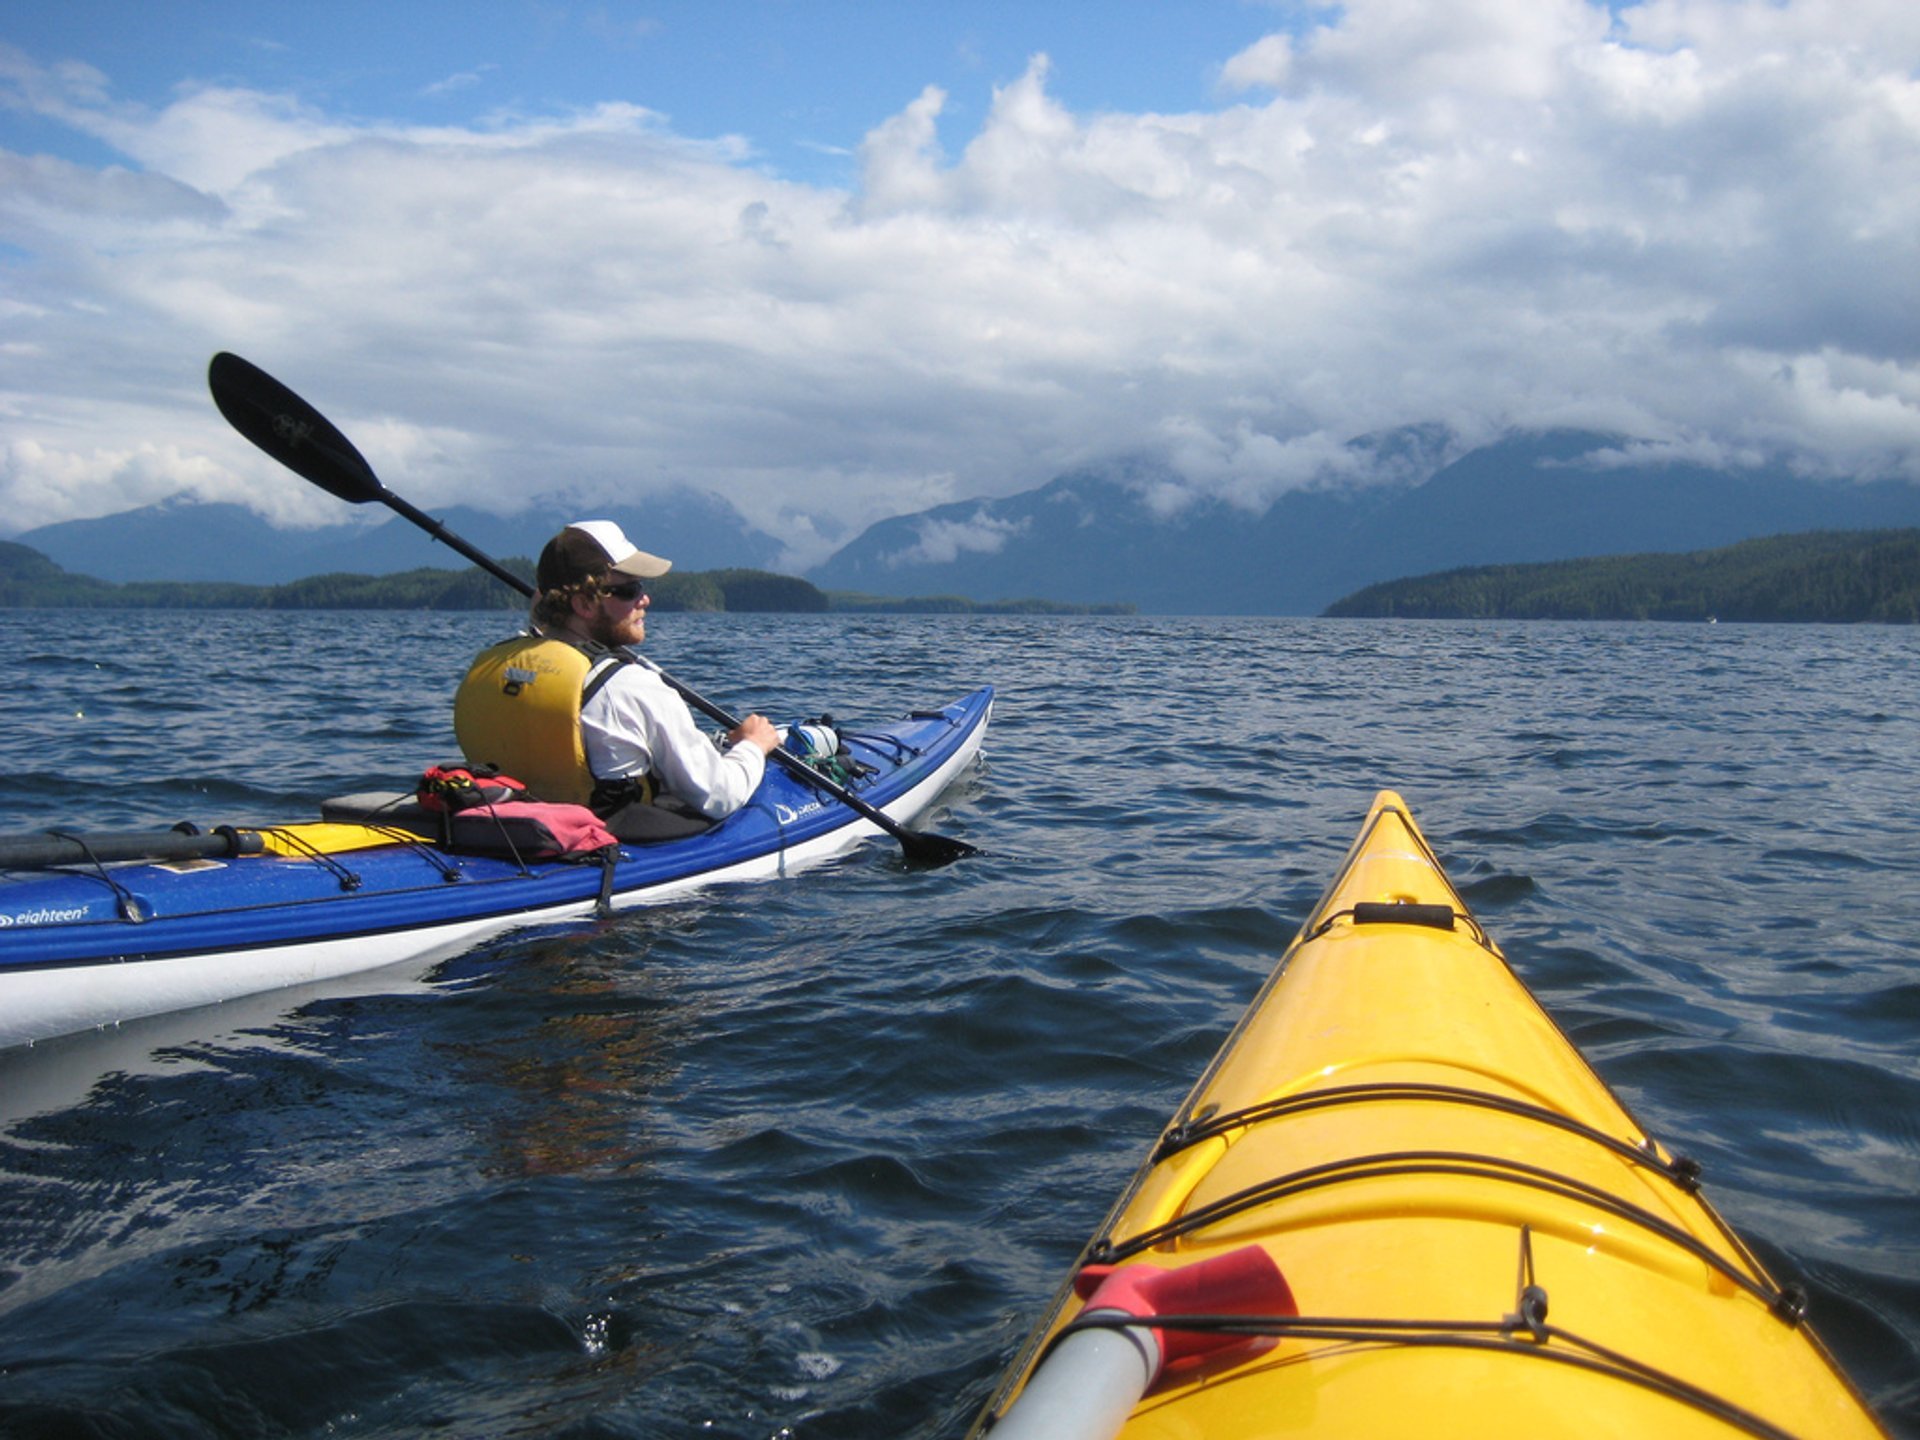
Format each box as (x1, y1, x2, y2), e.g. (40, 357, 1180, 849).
(578, 662, 767, 819)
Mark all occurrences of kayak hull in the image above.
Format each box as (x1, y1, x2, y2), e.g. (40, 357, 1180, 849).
(0, 688, 990, 1050)
(979, 789, 1884, 1440)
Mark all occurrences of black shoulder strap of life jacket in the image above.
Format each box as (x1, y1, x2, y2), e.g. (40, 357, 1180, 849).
(579, 648, 631, 708)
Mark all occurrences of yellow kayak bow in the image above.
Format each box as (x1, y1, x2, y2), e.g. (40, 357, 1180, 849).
(978, 791, 1885, 1440)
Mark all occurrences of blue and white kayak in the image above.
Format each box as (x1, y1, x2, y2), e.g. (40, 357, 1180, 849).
(0, 687, 991, 1050)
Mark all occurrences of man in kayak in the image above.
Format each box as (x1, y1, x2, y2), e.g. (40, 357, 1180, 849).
(454, 520, 780, 840)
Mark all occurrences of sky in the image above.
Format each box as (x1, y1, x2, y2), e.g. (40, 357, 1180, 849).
(3, 1, 1918, 568)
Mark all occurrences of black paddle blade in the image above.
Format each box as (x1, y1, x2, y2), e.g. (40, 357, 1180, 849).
(208, 352, 385, 505)
(899, 829, 981, 868)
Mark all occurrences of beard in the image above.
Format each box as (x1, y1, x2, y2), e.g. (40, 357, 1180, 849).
(586, 603, 646, 650)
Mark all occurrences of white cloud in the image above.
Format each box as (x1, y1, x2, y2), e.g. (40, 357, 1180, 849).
(882, 510, 1031, 568)
(1218, 34, 1294, 93)
(422, 66, 496, 100)
(1, 1, 1917, 565)
(0, 433, 270, 533)
(858, 84, 948, 213)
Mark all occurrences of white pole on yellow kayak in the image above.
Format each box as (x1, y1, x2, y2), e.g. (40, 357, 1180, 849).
(992, 1245, 1295, 1440)
(989, 1312, 1162, 1440)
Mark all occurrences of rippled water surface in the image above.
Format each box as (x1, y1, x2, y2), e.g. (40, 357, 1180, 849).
(1, 610, 1917, 1437)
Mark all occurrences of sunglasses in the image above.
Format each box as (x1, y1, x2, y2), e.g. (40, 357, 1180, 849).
(603, 579, 648, 602)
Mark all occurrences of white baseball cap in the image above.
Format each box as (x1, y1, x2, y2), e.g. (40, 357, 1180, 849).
(537, 519, 673, 590)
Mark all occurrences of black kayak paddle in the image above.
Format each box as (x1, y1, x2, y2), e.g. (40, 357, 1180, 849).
(206, 351, 979, 867)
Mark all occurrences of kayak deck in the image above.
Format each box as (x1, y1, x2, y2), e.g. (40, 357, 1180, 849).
(980, 790, 1884, 1439)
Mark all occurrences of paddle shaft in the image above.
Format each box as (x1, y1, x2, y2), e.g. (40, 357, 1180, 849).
(206, 352, 976, 864)
(388, 487, 534, 599)
(0, 828, 264, 871)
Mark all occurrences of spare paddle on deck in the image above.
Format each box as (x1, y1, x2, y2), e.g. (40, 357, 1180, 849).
(206, 351, 979, 867)
(0, 827, 264, 871)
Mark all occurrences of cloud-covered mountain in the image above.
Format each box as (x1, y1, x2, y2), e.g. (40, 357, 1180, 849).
(808, 432, 1920, 614)
(22, 430, 1920, 611)
(16, 489, 784, 586)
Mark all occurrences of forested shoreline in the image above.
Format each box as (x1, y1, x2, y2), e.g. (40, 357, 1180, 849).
(1324, 531, 1920, 623)
(0, 542, 1125, 615)
(0, 544, 826, 612)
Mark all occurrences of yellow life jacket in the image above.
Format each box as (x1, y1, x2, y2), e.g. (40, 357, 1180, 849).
(452, 635, 627, 806)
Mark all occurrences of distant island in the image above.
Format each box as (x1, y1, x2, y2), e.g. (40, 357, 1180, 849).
(1323, 531, 1920, 623)
(0, 541, 1129, 616)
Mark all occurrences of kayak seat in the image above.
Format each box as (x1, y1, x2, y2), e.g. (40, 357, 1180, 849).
(320, 791, 447, 843)
(599, 794, 716, 843)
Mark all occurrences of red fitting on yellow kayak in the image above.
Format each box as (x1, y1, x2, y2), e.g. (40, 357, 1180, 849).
(1071, 1246, 1298, 1391)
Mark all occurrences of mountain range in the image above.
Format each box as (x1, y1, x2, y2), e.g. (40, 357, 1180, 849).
(16, 430, 1920, 613)
(809, 430, 1920, 613)
(14, 488, 783, 588)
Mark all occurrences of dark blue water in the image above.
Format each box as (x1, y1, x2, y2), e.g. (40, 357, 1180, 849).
(1, 610, 1916, 1437)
